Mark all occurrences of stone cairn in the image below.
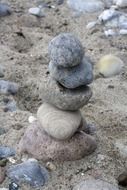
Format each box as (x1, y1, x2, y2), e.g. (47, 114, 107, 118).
(19, 33, 97, 161)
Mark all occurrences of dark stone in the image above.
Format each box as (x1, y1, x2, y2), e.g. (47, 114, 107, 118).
(0, 3, 11, 16)
(0, 146, 15, 159)
(49, 57, 93, 89)
(7, 159, 48, 188)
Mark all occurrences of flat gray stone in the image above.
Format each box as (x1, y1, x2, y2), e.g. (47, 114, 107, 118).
(73, 179, 119, 190)
(49, 57, 93, 89)
(48, 33, 84, 68)
(18, 121, 97, 162)
(39, 77, 92, 111)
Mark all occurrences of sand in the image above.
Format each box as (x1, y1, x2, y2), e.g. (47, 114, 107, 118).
(0, 0, 127, 189)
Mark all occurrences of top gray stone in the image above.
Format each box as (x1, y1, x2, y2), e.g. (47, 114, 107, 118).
(48, 33, 84, 68)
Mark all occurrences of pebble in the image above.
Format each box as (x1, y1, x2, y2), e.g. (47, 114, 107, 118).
(48, 33, 84, 68)
(9, 182, 19, 190)
(7, 159, 48, 187)
(0, 167, 5, 184)
(96, 54, 124, 77)
(86, 21, 97, 29)
(3, 99, 17, 112)
(114, 0, 127, 7)
(56, 0, 64, 5)
(0, 146, 15, 159)
(28, 7, 45, 17)
(28, 116, 37, 123)
(0, 3, 11, 16)
(73, 179, 119, 190)
(104, 29, 117, 36)
(118, 171, 127, 187)
(18, 121, 97, 161)
(40, 77, 92, 111)
(37, 103, 82, 140)
(46, 162, 56, 171)
(67, 0, 104, 14)
(49, 57, 93, 89)
(0, 80, 19, 95)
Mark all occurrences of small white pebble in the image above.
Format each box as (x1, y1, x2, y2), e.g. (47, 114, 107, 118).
(46, 162, 56, 171)
(8, 157, 16, 164)
(86, 21, 97, 29)
(104, 29, 117, 37)
(28, 116, 37, 123)
(51, 5, 55, 9)
(28, 7, 45, 17)
(119, 29, 127, 35)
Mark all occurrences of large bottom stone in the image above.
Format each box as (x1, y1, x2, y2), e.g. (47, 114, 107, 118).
(18, 121, 97, 162)
(39, 77, 92, 111)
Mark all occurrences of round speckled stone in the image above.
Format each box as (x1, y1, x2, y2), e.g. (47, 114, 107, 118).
(48, 33, 84, 68)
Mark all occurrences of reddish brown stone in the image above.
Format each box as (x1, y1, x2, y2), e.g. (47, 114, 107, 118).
(18, 121, 97, 162)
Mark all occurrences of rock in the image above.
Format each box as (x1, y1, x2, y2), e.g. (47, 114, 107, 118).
(0, 167, 5, 184)
(28, 7, 45, 17)
(0, 80, 19, 95)
(73, 179, 119, 190)
(7, 159, 48, 187)
(39, 77, 92, 111)
(0, 3, 11, 16)
(114, 0, 127, 7)
(37, 103, 82, 140)
(67, 0, 104, 14)
(18, 121, 97, 161)
(3, 99, 17, 112)
(0, 146, 15, 159)
(49, 57, 93, 89)
(118, 171, 127, 187)
(9, 182, 19, 190)
(96, 54, 124, 78)
(56, 0, 64, 5)
(48, 33, 84, 68)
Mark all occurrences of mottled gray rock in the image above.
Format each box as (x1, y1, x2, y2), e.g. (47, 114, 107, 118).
(0, 80, 19, 95)
(49, 57, 93, 89)
(0, 146, 15, 159)
(48, 33, 84, 68)
(37, 103, 81, 140)
(18, 121, 97, 162)
(0, 4, 11, 16)
(39, 77, 92, 110)
(7, 159, 48, 187)
(3, 98, 17, 112)
(73, 179, 119, 190)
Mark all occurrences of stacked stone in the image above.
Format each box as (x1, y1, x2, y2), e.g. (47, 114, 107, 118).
(19, 33, 97, 161)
